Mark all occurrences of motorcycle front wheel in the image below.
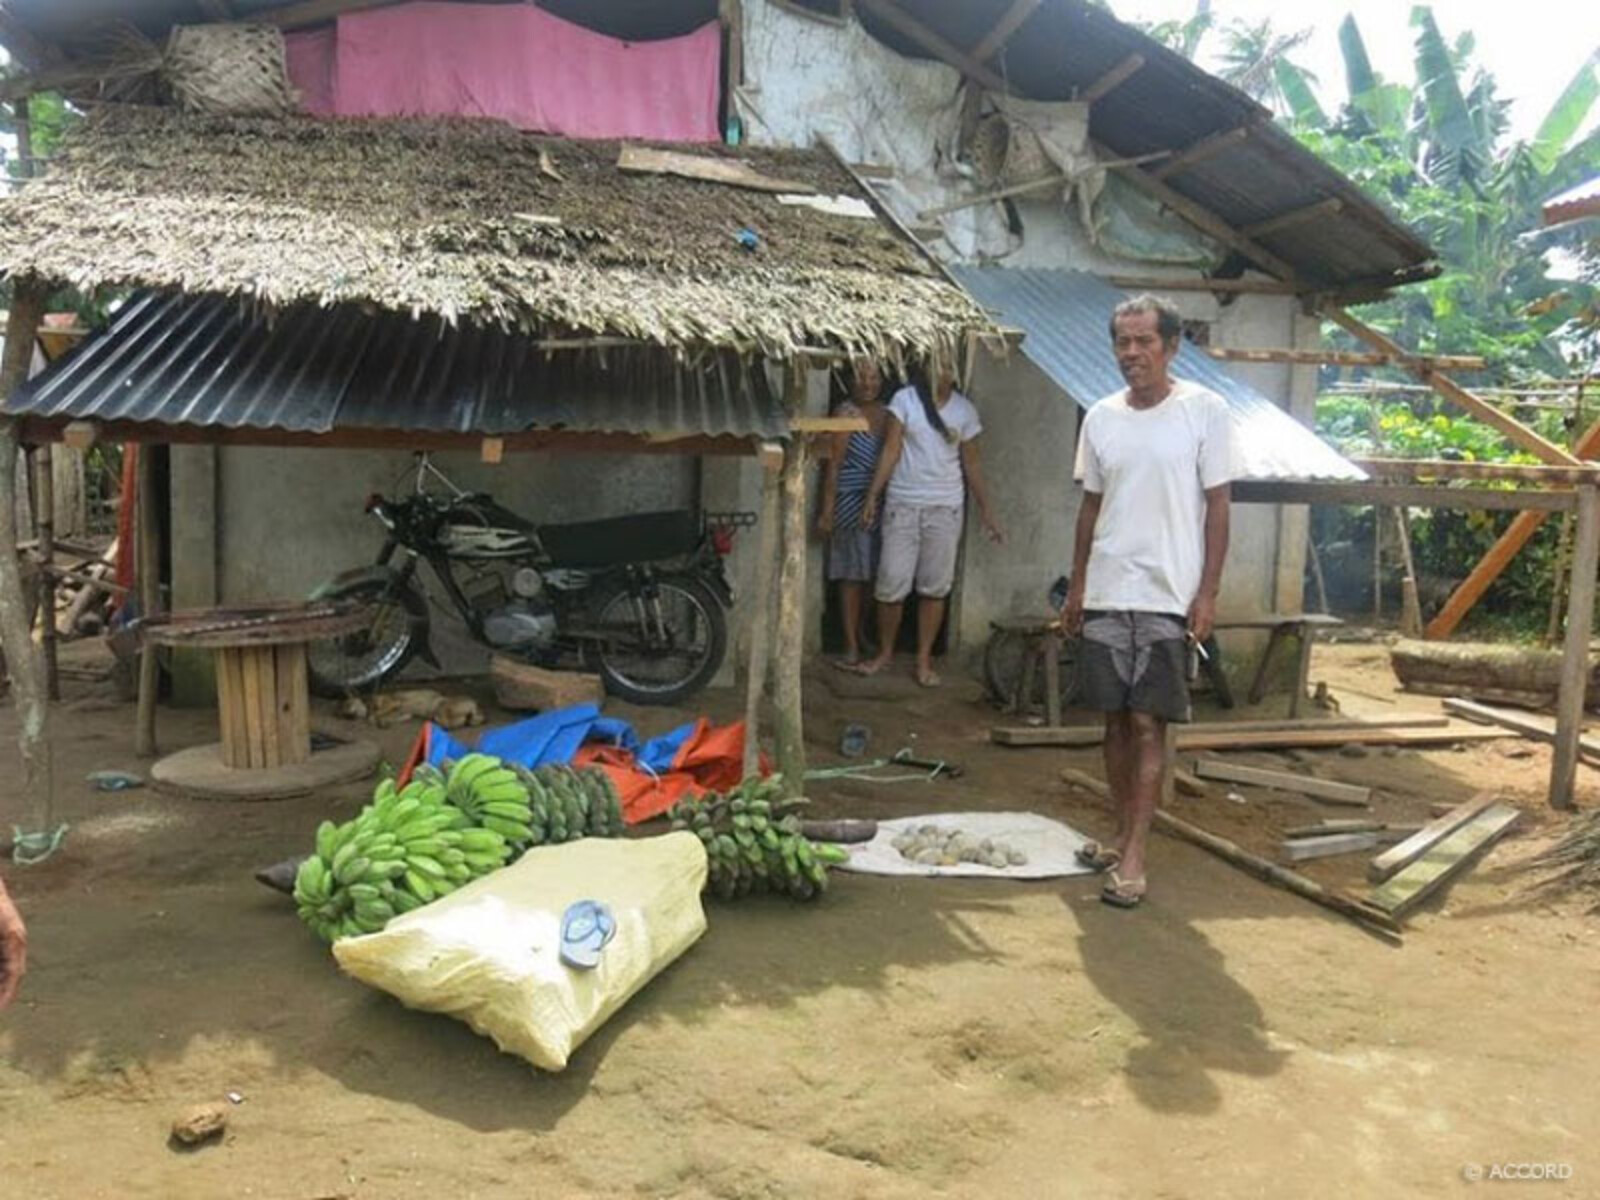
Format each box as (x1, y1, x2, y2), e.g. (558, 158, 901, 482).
(590, 576, 727, 706)
(306, 578, 429, 698)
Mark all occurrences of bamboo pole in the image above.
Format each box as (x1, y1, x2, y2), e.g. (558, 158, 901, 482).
(773, 399, 809, 795)
(1549, 485, 1599, 810)
(1152, 809, 1401, 939)
(741, 443, 783, 779)
(1059, 767, 1398, 937)
(0, 280, 53, 836)
(135, 443, 161, 758)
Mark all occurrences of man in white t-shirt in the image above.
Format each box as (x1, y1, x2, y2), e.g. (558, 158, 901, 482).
(1061, 295, 1236, 910)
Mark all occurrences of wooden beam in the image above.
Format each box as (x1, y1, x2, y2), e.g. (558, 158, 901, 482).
(1282, 832, 1380, 861)
(1149, 124, 1256, 181)
(1354, 458, 1600, 485)
(1550, 485, 1599, 810)
(1101, 274, 1302, 296)
(969, 0, 1044, 63)
(1363, 803, 1520, 920)
(262, 0, 400, 29)
(17, 418, 766, 459)
(1239, 197, 1345, 239)
(33, 442, 58, 700)
(135, 443, 161, 758)
(1425, 412, 1600, 639)
(0, 279, 53, 836)
(993, 715, 1483, 750)
(854, 0, 1008, 92)
(1233, 479, 1577, 514)
(773, 369, 809, 795)
(1204, 347, 1487, 370)
(1079, 53, 1145, 104)
(1443, 697, 1600, 763)
(916, 151, 1168, 220)
(741, 442, 783, 780)
(1368, 792, 1501, 882)
(1103, 142, 1299, 280)
(789, 415, 869, 433)
(1192, 758, 1372, 807)
(1323, 308, 1582, 468)
(617, 144, 815, 195)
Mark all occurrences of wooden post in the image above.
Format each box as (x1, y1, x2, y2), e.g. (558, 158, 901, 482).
(1393, 507, 1422, 638)
(741, 442, 783, 779)
(135, 442, 162, 758)
(773, 368, 810, 794)
(1306, 529, 1329, 614)
(35, 442, 58, 699)
(0, 279, 53, 835)
(1547, 512, 1574, 646)
(1550, 485, 1599, 810)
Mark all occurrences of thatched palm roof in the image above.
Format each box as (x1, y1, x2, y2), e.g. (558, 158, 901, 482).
(0, 106, 994, 359)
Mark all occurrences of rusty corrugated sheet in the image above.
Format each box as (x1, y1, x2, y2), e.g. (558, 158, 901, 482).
(1544, 175, 1600, 227)
(952, 266, 1365, 483)
(3, 291, 788, 440)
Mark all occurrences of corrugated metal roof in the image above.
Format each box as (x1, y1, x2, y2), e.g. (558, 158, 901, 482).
(1543, 174, 1600, 227)
(861, 1, 1435, 292)
(4, 291, 787, 441)
(952, 267, 1364, 483)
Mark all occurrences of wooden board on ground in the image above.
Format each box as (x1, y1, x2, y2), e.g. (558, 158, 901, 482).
(1285, 819, 1385, 838)
(1172, 767, 1209, 797)
(1367, 791, 1501, 883)
(491, 655, 604, 712)
(1176, 725, 1509, 752)
(1192, 758, 1372, 806)
(992, 714, 1452, 748)
(617, 144, 816, 194)
(1442, 696, 1600, 763)
(1363, 803, 1521, 920)
(1282, 832, 1380, 861)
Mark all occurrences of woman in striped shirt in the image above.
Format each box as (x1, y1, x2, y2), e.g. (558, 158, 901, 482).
(817, 359, 889, 668)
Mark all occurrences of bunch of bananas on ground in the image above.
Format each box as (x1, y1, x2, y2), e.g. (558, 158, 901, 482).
(427, 755, 626, 847)
(293, 773, 512, 943)
(295, 754, 629, 943)
(669, 774, 848, 902)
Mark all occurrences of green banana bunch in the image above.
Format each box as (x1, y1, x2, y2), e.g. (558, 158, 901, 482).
(295, 770, 513, 943)
(668, 775, 842, 902)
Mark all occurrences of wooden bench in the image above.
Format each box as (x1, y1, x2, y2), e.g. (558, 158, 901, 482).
(1214, 613, 1344, 718)
(989, 616, 1065, 727)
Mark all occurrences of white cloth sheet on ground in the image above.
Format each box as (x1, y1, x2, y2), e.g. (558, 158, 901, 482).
(836, 811, 1096, 879)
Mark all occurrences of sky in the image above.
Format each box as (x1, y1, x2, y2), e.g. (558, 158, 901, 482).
(1109, 0, 1600, 141)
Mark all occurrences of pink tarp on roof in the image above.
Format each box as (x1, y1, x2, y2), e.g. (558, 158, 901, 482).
(285, 1, 721, 141)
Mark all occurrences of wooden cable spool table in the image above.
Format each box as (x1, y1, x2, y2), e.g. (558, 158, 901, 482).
(140, 603, 382, 799)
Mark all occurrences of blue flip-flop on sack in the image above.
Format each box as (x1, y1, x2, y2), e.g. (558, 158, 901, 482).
(559, 900, 616, 970)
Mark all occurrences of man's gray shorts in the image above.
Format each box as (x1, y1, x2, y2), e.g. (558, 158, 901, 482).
(1078, 610, 1191, 723)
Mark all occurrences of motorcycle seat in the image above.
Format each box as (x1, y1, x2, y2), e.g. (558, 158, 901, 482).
(538, 509, 701, 569)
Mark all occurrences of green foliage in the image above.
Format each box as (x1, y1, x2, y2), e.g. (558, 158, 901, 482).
(1314, 396, 1568, 633)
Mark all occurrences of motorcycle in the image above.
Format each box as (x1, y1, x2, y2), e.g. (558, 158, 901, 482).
(306, 454, 751, 706)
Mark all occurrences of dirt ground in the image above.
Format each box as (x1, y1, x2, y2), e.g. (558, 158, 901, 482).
(2, 639, 1598, 1199)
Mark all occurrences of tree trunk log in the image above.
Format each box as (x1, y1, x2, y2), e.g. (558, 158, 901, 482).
(0, 281, 54, 833)
(1390, 638, 1595, 705)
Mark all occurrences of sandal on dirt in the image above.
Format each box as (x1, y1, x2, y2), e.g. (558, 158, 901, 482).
(1100, 869, 1147, 909)
(1074, 841, 1121, 873)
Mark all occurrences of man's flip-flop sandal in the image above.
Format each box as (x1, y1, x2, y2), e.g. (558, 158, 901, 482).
(1100, 870, 1147, 909)
(1075, 841, 1121, 873)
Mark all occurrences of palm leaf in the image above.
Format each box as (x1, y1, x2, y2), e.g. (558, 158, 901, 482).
(1410, 5, 1483, 184)
(1338, 14, 1378, 100)
(1531, 50, 1600, 174)
(1274, 58, 1327, 128)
